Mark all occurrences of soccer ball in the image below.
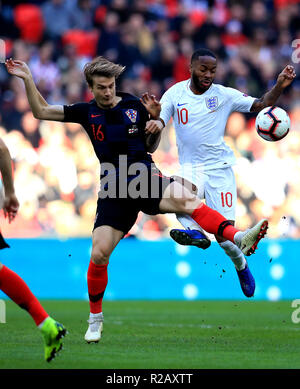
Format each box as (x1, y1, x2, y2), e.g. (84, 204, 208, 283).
(255, 106, 290, 141)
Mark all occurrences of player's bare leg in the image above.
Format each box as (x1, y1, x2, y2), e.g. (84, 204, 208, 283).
(85, 225, 123, 343)
(159, 181, 268, 256)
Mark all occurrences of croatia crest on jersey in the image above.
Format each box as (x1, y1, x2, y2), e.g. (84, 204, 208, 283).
(125, 109, 137, 123)
(205, 96, 218, 111)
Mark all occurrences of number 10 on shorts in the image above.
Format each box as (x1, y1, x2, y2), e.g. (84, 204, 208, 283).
(221, 192, 232, 208)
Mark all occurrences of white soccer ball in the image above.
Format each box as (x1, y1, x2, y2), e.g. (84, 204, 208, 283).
(255, 106, 290, 142)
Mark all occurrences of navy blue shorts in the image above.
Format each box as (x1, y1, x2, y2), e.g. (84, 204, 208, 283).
(93, 167, 174, 235)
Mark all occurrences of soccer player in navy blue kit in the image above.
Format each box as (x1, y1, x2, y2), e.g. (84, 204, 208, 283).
(0, 137, 66, 361)
(6, 57, 268, 343)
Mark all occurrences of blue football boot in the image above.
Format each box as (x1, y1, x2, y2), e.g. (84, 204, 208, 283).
(170, 229, 211, 250)
(236, 264, 255, 297)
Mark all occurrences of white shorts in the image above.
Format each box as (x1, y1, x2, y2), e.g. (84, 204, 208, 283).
(176, 165, 237, 220)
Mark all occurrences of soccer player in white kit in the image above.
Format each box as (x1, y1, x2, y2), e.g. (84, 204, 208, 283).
(142, 48, 296, 297)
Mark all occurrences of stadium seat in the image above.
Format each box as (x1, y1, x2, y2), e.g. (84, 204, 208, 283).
(94, 5, 107, 25)
(62, 30, 99, 58)
(14, 4, 44, 44)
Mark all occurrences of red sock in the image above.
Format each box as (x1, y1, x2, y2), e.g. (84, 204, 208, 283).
(87, 261, 108, 314)
(191, 204, 239, 243)
(0, 265, 48, 326)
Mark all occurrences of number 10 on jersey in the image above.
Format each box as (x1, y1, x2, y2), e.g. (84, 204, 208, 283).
(177, 108, 188, 125)
(221, 192, 232, 208)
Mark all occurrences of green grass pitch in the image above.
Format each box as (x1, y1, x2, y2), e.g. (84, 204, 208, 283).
(0, 300, 300, 369)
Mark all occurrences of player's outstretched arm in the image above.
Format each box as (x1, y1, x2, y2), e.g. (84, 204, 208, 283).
(5, 59, 64, 121)
(0, 138, 19, 223)
(251, 65, 296, 113)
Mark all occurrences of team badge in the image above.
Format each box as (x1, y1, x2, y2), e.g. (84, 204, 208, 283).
(205, 96, 218, 110)
(128, 125, 138, 135)
(125, 109, 137, 123)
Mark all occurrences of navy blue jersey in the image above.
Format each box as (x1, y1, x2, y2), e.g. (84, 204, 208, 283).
(63, 92, 153, 168)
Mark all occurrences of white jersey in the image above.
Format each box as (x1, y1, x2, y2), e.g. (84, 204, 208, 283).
(160, 79, 256, 170)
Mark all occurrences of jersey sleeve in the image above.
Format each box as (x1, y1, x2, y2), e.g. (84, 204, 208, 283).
(63, 103, 89, 125)
(226, 87, 256, 113)
(159, 88, 175, 126)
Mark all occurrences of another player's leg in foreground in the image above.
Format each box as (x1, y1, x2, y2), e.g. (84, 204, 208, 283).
(40, 316, 67, 361)
(0, 262, 67, 361)
(0, 137, 67, 361)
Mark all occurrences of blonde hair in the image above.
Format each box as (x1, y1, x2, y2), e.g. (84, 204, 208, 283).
(83, 56, 125, 87)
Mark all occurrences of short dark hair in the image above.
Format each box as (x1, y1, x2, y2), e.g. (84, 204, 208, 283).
(191, 49, 217, 63)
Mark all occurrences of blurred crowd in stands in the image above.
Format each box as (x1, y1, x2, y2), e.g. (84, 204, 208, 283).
(0, 0, 300, 240)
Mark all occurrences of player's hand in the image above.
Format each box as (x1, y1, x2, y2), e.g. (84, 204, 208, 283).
(5, 58, 32, 80)
(145, 119, 164, 135)
(140, 92, 161, 119)
(277, 65, 296, 89)
(3, 193, 19, 223)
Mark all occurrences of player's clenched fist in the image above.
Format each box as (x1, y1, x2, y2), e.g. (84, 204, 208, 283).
(277, 65, 296, 89)
(145, 119, 164, 135)
(3, 193, 19, 223)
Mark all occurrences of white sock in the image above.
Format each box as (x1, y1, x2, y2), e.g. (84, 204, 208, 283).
(89, 312, 103, 331)
(219, 240, 246, 271)
(90, 312, 103, 319)
(233, 231, 243, 245)
(38, 316, 49, 329)
(176, 214, 205, 232)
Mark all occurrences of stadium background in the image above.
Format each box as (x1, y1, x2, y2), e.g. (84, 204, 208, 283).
(0, 0, 300, 301)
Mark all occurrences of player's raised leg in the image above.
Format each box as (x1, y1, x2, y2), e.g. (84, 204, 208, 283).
(159, 181, 268, 256)
(0, 262, 67, 362)
(85, 225, 123, 343)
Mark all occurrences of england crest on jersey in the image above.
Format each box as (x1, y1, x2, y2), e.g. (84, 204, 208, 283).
(125, 109, 137, 123)
(205, 96, 218, 111)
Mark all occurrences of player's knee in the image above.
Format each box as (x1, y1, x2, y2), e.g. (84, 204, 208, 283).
(91, 246, 110, 265)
